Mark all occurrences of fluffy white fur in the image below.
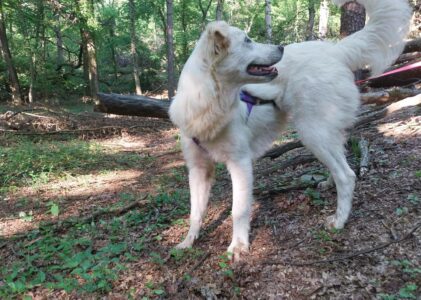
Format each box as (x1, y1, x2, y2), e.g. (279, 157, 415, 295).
(169, 0, 411, 258)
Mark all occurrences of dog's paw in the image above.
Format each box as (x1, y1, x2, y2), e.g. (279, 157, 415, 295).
(325, 214, 345, 230)
(227, 241, 249, 262)
(175, 237, 194, 249)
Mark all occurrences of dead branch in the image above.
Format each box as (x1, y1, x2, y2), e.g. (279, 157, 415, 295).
(267, 222, 421, 266)
(358, 138, 369, 177)
(9, 198, 149, 242)
(263, 140, 303, 160)
(46, 198, 149, 232)
(260, 154, 317, 176)
(361, 87, 421, 105)
(175, 252, 211, 291)
(355, 94, 421, 128)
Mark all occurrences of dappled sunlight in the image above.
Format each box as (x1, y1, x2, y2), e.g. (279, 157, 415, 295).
(0, 169, 145, 237)
(162, 159, 185, 170)
(377, 115, 421, 139)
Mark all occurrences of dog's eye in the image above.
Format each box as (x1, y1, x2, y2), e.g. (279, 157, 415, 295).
(244, 37, 252, 43)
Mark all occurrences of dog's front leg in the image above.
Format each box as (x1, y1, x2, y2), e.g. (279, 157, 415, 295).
(226, 158, 253, 259)
(176, 160, 215, 249)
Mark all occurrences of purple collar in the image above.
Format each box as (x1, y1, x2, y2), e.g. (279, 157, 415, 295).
(239, 90, 278, 116)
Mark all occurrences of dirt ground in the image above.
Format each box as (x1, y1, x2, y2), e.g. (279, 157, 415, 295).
(0, 99, 420, 299)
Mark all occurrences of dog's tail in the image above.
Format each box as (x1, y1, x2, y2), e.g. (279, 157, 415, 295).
(333, 0, 411, 76)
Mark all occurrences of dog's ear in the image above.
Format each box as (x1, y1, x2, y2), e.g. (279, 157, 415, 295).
(206, 21, 230, 56)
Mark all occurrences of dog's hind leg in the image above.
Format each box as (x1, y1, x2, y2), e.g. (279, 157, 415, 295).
(226, 158, 253, 258)
(298, 129, 356, 229)
(176, 153, 215, 249)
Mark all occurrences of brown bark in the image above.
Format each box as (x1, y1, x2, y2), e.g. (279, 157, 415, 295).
(166, 0, 176, 99)
(339, 1, 366, 37)
(129, 0, 142, 95)
(0, 0, 23, 105)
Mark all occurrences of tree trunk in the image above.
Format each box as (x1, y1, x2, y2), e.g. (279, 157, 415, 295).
(339, 1, 366, 37)
(339, 1, 366, 80)
(216, 0, 224, 21)
(264, 0, 273, 43)
(166, 0, 176, 99)
(180, 0, 189, 63)
(77, 0, 99, 101)
(28, 52, 36, 103)
(54, 13, 65, 69)
(0, 0, 23, 105)
(81, 29, 99, 100)
(306, 0, 316, 41)
(108, 20, 118, 81)
(318, 0, 330, 39)
(129, 0, 142, 95)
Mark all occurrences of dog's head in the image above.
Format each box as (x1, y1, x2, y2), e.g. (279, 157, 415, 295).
(201, 21, 284, 84)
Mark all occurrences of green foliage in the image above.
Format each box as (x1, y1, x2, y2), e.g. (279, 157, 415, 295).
(0, 190, 190, 297)
(407, 194, 419, 205)
(304, 188, 326, 206)
(0, 0, 342, 100)
(0, 136, 144, 193)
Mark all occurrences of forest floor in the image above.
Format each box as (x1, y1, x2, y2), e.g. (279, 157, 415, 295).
(0, 99, 420, 299)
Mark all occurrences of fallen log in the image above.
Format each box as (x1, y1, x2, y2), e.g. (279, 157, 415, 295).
(395, 51, 421, 64)
(95, 93, 170, 119)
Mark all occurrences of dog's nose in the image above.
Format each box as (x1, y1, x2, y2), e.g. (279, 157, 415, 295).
(278, 45, 284, 54)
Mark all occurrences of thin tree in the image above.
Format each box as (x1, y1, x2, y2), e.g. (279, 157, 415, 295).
(129, 0, 142, 95)
(216, 0, 224, 21)
(53, 13, 64, 69)
(306, 0, 316, 41)
(198, 0, 213, 30)
(166, 0, 176, 99)
(318, 0, 329, 39)
(264, 0, 273, 43)
(340, 1, 365, 37)
(76, 0, 99, 101)
(0, 0, 23, 105)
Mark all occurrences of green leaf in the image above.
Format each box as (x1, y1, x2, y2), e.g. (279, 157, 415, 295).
(153, 289, 165, 295)
(31, 271, 46, 285)
(50, 203, 60, 217)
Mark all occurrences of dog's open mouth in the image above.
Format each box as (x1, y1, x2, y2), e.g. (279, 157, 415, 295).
(247, 64, 278, 77)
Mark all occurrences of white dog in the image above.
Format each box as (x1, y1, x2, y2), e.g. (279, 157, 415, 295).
(169, 0, 411, 257)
